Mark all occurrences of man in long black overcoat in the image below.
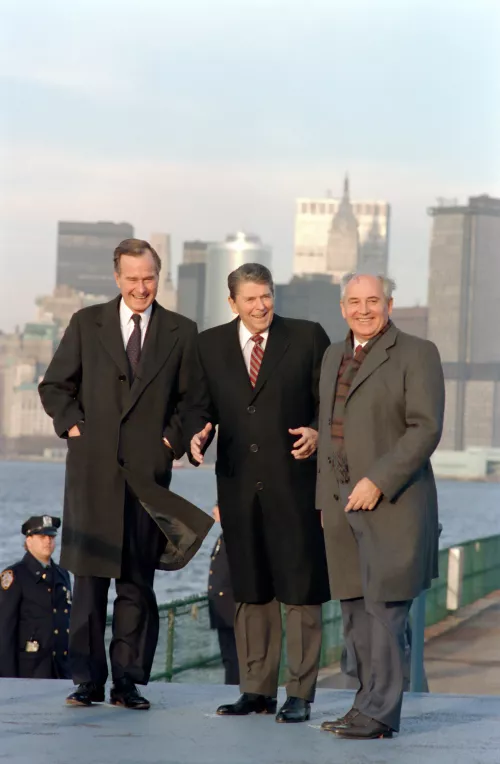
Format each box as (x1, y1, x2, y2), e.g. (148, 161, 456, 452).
(39, 238, 212, 709)
(185, 263, 330, 723)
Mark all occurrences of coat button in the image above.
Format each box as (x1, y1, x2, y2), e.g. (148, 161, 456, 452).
(208, 585, 212, 590)
(53, 651, 56, 657)
(250, 443, 259, 453)
(53, 608, 57, 614)
(256, 481, 264, 491)
(54, 629, 59, 635)
(118, 458, 125, 467)
(64, 651, 68, 656)
(247, 405, 256, 414)
(219, 592, 224, 596)
(333, 494, 339, 501)
(64, 609, 68, 614)
(118, 375, 126, 382)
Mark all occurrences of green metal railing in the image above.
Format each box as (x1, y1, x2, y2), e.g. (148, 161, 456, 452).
(105, 533, 500, 683)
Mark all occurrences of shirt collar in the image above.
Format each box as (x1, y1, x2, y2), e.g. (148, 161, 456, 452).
(119, 298, 153, 327)
(238, 319, 270, 348)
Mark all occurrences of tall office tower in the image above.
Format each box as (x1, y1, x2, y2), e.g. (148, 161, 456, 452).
(204, 232, 272, 329)
(56, 221, 134, 296)
(427, 195, 500, 449)
(150, 233, 176, 311)
(182, 241, 211, 264)
(176, 240, 212, 327)
(275, 275, 345, 342)
(293, 177, 390, 280)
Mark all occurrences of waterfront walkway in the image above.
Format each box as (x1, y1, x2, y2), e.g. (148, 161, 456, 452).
(0, 680, 499, 764)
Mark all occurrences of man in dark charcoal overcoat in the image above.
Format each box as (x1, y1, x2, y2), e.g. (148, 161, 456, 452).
(39, 238, 212, 709)
(316, 272, 444, 740)
(185, 263, 330, 723)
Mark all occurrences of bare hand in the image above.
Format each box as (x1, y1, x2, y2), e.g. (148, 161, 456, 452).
(190, 422, 213, 464)
(345, 478, 382, 512)
(68, 425, 81, 438)
(212, 504, 221, 523)
(289, 427, 318, 459)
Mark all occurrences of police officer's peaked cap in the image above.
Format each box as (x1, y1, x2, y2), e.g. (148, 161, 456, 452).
(21, 515, 61, 537)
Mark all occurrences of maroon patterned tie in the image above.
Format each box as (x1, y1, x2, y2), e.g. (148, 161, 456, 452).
(249, 334, 264, 388)
(126, 314, 142, 380)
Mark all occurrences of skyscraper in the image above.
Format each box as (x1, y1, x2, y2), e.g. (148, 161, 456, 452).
(427, 194, 500, 449)
(150, 233, 176, 311)
(56, 220, 134, 297)
(293, 177, 390, 280)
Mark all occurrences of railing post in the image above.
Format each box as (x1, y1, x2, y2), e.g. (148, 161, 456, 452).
(409, 590, 428, 693)
(165, 607, 176, 682)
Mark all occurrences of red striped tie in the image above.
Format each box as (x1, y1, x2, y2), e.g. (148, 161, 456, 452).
(249, 334, 264, 387)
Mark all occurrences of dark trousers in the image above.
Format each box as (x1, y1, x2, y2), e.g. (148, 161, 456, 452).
(69, 487, 163, 686)
(341, 597, 411, 732)
(217, 628, 240, 685)
(234, 600, 322, 701)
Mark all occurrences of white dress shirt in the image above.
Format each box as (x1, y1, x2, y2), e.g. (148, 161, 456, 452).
(119, 299, 152, 350)
(239, 320, 269, 374)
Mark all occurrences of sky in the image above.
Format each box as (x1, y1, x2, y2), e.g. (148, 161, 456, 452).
(1, 0, 499, 332)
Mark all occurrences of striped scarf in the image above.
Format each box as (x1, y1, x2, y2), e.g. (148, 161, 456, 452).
(331, 320, 392, 483)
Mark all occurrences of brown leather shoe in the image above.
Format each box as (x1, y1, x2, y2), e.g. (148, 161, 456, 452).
(321, 707, 360, 731)
(66, 682, 105, 706)
(110, 677, 150, 710)
(216, 693, 277, 716)
(334, 712, 393, 740)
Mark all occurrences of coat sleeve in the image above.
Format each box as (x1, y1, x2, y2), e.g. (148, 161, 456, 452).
(365, 340, 445, 502)
(309, 323, 331, 431)
(0, 572, 21, 677)
(162, 321, 198, 460)
(38, 313, 84, 438)
(181, 338, 218, 465)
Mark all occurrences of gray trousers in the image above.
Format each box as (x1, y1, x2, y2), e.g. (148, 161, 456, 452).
(338, 481, 411, 731)
(234, 600, 322, 701)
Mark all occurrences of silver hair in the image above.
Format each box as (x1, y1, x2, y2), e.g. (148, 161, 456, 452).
(340, 272, 396, 301)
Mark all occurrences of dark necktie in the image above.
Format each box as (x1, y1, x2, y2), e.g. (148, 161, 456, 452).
(126, 313, 142, 379)
(249, 334, 264, 387)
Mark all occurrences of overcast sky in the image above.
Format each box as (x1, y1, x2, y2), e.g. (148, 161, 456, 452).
(1, 0, 499, 332)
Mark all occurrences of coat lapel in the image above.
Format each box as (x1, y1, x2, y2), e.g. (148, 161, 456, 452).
(346, 323, 398, 403)
(96, 296, 130, 379)
(250, 315, 290, 401)
(126, 303, 179, 413)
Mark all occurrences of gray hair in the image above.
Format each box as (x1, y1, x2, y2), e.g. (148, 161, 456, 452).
(227, 262, 274, 300)
(340, 272, 396, 301)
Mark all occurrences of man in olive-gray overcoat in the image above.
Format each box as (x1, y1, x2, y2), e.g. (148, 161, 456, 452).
(316, 272, 444, 740)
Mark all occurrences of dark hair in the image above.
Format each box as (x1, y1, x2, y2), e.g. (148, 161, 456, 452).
(227, 263, 274, 300)
(113, 239, 162, 275)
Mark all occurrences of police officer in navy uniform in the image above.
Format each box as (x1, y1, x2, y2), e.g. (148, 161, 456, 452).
(0, 515, 72, 679)
(208, 505, 239, 686)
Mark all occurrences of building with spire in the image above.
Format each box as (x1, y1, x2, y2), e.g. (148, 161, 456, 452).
(293, 177, 390, 281)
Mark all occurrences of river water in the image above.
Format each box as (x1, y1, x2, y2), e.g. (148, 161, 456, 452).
(1, 461, 499, 604)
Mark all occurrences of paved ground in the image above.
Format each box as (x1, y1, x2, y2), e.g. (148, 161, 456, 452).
(426, 599, 500, 694)
(0, 680, 499, 764)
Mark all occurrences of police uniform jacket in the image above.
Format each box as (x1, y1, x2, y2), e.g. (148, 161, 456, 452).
(207, 534, 235, 630)
(0, 552, 72, 678)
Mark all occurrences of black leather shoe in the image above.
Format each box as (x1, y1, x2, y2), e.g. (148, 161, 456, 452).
(110, 677, 150, 710)
(66, 682, 105, 706)
(321, 707, 360, 731)
(334, 712, 393, 739)
(216, 693, 277, 716)
(275, 696, 311, 723)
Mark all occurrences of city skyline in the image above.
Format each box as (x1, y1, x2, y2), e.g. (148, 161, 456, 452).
(1, 0, 499, 332)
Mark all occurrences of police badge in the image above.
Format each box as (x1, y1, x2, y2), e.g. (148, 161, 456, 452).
(1, 570, 14, 590)
(43, 516, 52, 528)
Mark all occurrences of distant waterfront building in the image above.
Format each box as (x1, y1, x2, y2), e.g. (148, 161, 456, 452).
(177, 262, 206, 328)
(427, 194, 500, 449)
(182, 241, 211, 265)
(36, 286, 107, 335)
(150, 233, 176, 311)
(204, 232, 272, 329)
(275, 275, 344, 342)
(391, 306, 428, 340)
(293, 178, 390, 280)
(56, 220, 134, 297)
